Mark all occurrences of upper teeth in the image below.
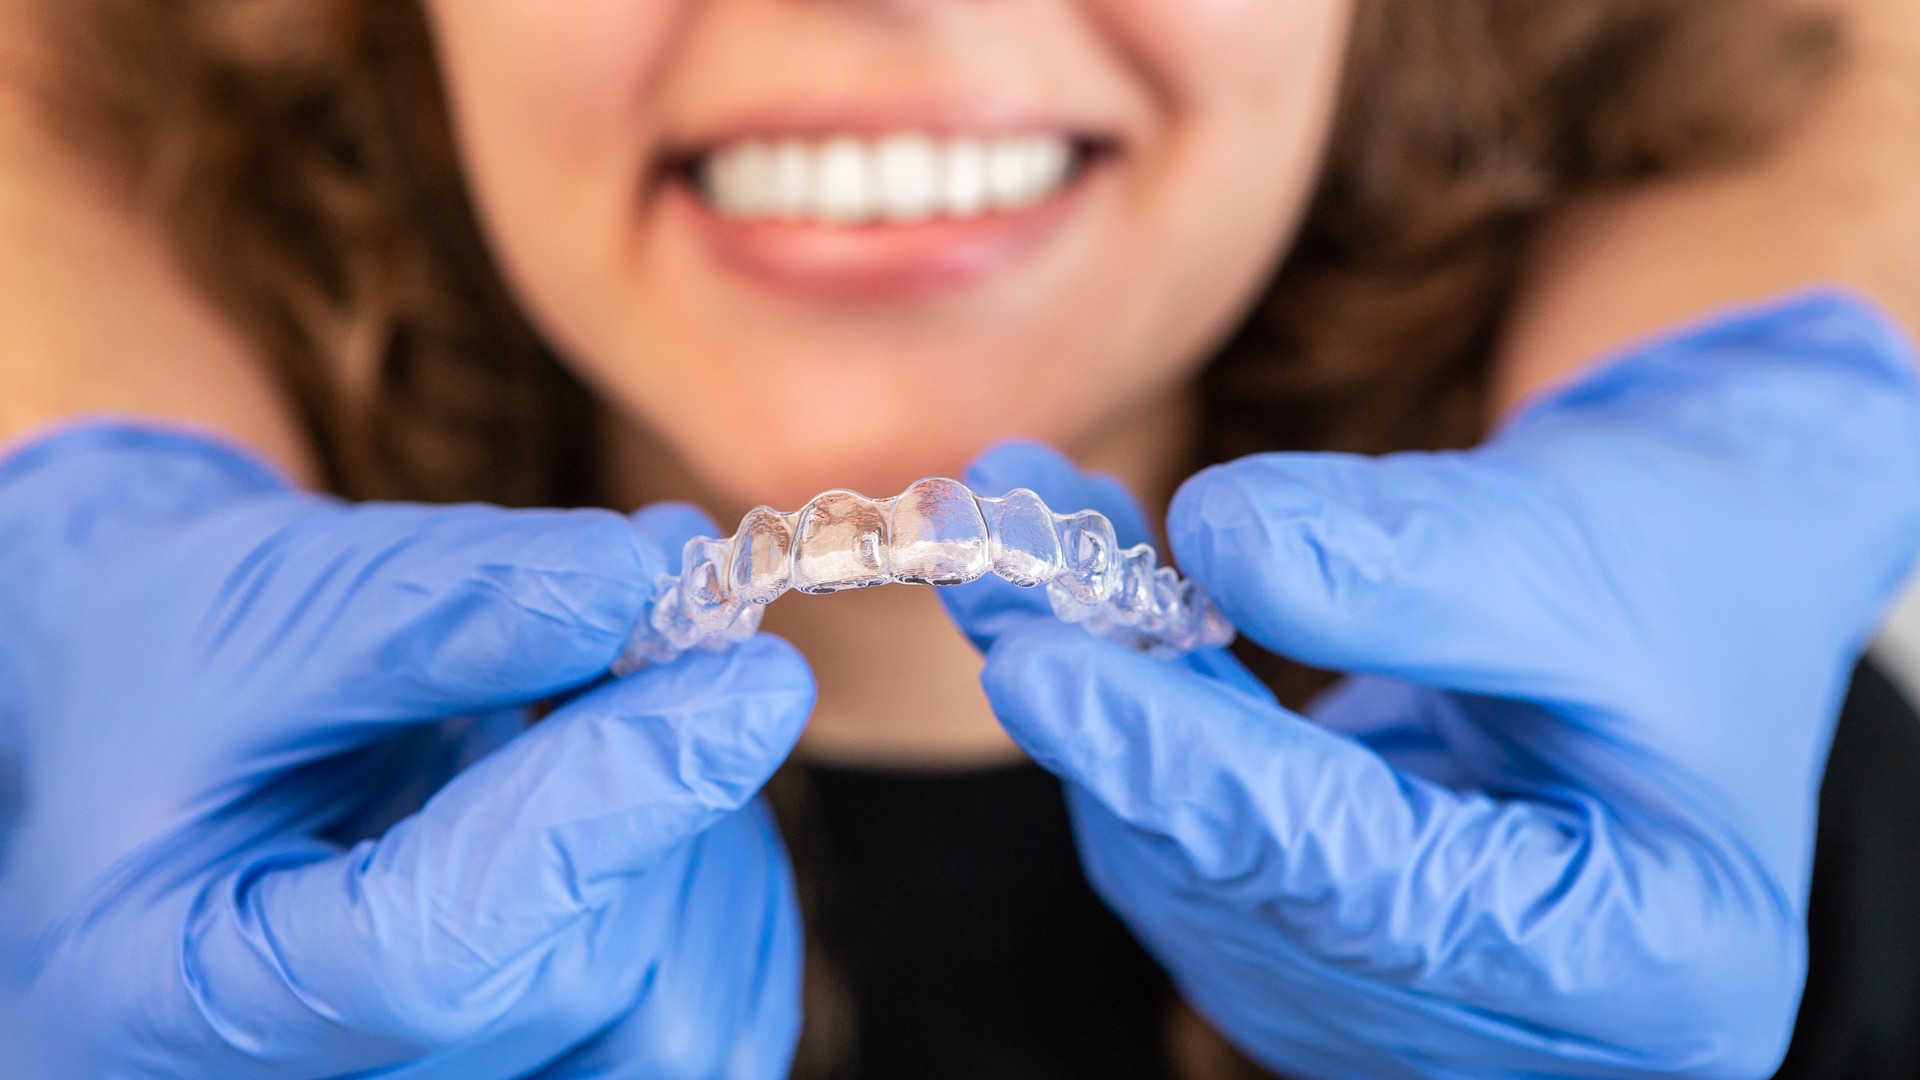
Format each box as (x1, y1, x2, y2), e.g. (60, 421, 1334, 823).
(699, 134, 1074, 224)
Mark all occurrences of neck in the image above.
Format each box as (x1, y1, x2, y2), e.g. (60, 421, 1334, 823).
(605, 386, 1198, 769)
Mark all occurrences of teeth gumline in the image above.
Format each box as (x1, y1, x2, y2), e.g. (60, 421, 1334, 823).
(613, 477, 1236, 673)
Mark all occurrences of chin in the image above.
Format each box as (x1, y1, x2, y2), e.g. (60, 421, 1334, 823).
(688, 416, 1026, 514)
(723, 443, 979, 513)
(635, 354, 1098, 513)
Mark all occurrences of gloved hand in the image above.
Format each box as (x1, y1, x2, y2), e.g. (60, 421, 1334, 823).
(0, 423, 815, 1079)
(942, 291, 1920, 1079)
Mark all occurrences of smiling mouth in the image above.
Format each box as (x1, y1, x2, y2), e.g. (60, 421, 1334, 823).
(669, 131, 1113, 226)
(658, 123, 1118, 301)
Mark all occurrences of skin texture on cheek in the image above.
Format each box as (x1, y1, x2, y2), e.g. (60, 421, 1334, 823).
(1069, 0, 1352, 446)
(423, 0, 1353, 511)
(421, 0, 686, 353)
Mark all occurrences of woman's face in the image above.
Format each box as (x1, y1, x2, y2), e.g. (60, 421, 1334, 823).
(423, 1, 1352, 509)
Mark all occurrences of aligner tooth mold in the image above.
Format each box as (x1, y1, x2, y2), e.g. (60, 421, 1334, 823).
(612, 478, 1236, 674)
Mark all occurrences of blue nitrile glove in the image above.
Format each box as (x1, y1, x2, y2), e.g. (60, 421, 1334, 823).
(0, 423, 815, 1079)
(941, 291, 1920, 1079)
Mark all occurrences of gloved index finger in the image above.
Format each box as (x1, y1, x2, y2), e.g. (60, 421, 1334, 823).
(9, 423, 693, 748)
(223, 500, 677, 732)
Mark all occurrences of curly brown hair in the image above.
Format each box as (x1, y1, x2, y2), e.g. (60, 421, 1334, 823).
(35, 0, 1840, 506)
(30, 2, 1844, 1075)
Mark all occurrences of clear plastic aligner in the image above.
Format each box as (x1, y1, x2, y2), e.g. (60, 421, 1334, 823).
(612, 478, 1236, 674)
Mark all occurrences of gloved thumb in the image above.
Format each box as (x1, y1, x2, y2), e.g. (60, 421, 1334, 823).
(979, 621, 1800, 1068)
(939, 439, 1156, 651)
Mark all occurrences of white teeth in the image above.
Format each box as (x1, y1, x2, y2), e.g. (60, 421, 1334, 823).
(814, 137, 874, 224)
(874, 134, 940, 222)
(704, 149, 744, 217)
(942, 137, 989, 217)
(698, 132, 1077, 224)
(769, 140, 812, 218)
(728, 141, 776, 218)
(985, 137, 1035, 210)
(1026, 137, 1070, 197)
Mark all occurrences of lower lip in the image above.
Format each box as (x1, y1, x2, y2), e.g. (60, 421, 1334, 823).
(666, 169, 1098, 304)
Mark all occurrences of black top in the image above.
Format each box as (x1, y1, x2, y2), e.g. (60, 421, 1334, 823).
(802, 662, 1920, 1080)
(804, 762, 1172, 1080)
(1775, 662, 1920, 1080)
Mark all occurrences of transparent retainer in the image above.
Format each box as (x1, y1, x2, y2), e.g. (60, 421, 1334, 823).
(613, 478, 1236, 675)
